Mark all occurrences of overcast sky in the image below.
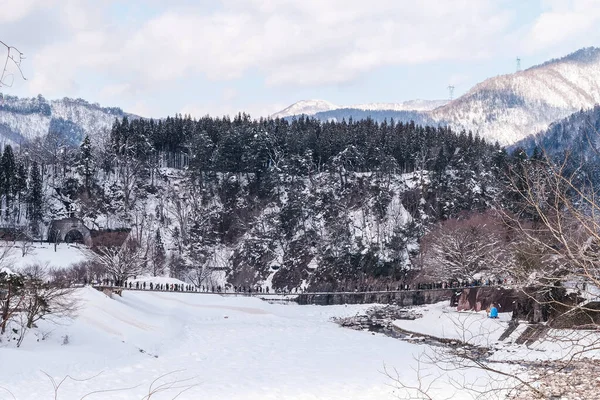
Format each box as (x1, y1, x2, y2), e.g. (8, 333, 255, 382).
(1, 0, 599, 118)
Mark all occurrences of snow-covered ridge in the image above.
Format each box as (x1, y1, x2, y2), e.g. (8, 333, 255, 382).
(0, 94, 135, 145)
(271, 99, 338, 119)
(271, 99, 447, 119)
(529, 46, 600, 71)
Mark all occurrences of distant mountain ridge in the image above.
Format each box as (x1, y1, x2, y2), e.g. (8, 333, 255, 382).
(271, 99, 448, 119)
(311, 108, 437, 126)
(271, 99, 338, 119)
(275, 47, 600, 145)
(352, 99, 449, 112)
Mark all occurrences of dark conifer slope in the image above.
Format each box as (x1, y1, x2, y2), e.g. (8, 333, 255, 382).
(516, 105, 600, 184)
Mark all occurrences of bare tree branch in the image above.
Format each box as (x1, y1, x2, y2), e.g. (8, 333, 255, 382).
(0, 40, 25, 88)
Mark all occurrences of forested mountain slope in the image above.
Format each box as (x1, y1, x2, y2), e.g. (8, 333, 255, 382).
(516, 105, 600, 181)
(0, 114, 512, 290)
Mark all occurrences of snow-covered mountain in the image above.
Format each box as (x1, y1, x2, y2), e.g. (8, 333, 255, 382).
(271, 99, 338, 119)
(275, 47, 600, 145)
(431, 47, 600, 144)
(0, 94, 133, 145)
(272, 99, 447, 119)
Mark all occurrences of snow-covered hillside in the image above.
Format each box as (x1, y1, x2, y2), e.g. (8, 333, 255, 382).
(6, 113, 497, 292)
(431, 47, 600, 144)
(0, 94, 133, 145)
(274, 47, 600, 145)
(271, 99, 338, 119)
(513, 104, 600, 187)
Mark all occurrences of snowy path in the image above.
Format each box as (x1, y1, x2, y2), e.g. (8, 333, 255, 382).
(0, 288, 478, 400)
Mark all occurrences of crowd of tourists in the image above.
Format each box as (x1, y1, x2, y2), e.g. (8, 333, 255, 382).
(91, 277, 509, 295)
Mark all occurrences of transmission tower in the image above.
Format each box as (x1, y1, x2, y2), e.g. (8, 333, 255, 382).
(516, 57, 521, 72)
(447, 85, 455, 101)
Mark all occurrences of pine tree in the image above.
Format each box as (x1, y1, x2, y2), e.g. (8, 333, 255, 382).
(77, 135, 96, 194)
(27, 161, 43, 236)
(1, 145, 15, 218)
(12, 162, 27, 224)
(151, 229, 166, 276)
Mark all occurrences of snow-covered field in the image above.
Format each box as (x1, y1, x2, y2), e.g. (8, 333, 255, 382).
(1, 241, 90, 271)
(0, 290, 498, 400)
(4, 289, 597, 399)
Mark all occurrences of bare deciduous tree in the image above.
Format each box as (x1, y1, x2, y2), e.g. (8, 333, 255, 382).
(504, 154, 600, 314)
(0, 40, 25, 88)
(20, 264, 78, 328)
(418, 210, 513, 282)
(36, 369, 199, 400)
(1, 263, 78, 346)
(0, 270, 24, 335)
(93, 239, 146, 283)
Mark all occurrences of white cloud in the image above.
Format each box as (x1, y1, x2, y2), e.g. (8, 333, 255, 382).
(8, 0, 599, 118)
(0, 0, 55, 23)
(221, 87, 238, 102)
(23, 0, 517, 96)
(100, 83, 134, 98)
(524, 0, 600, 52)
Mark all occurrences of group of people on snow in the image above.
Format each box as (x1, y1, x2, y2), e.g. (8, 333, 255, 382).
(90, 277, 510, 298)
